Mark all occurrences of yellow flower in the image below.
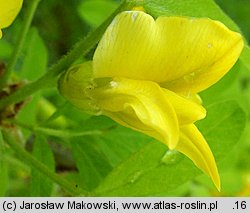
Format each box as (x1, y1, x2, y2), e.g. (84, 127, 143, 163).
(0, 0, 23, 38)
(59, 11, 244, 190)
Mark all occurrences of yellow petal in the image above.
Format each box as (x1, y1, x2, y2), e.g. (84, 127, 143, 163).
(157, 17, 243, 93)
(0, 0, 23, 38)
(176, 124, 220, 190)
(162, 88, 206, 125)
(93, 11, 157, 80)
(132, 6, 145, 12)
(90, 77, 179, 149)
(0, 0, 23, 28)
(93, 11, 243, 93)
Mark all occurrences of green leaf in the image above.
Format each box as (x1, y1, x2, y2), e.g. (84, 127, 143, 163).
(70, 116, 151, 191)
(17, 93, 41, 128)
(18, 28, 48, 81)
(15, 28, 48, 131)
(215, 0, 250, 43)
(143, 0, 239, 31)
(197, 101, 246, 161)
(94, 101, 246, 196)
(35, 98, 68, 128)
(200, 61, 241, 105)
(95, 141, 197, 196)
(237, 128, 250, 172)
(30, 134, 55, 196)
(0, 40, 12, 59)
(240, 46, 250, 72)
(96, 125, 150, 167)
(70, 135, 113, 191)
(0, 131, 8, 196)
(200, 48, 250, 112)
(78, 0, 119, 28)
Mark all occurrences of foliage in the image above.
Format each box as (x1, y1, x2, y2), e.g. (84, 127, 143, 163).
(0, 0, 249, 196)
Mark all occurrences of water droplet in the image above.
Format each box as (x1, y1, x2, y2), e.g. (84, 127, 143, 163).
(125, 11, 139, 21)
(190, 72, 195, 77)
(183, 72, 195, 97)
(161, 150, 183, 165)
(208, 43, 213, 48)
(128, 171, 142, 183)
(186, 90, 191, 99)
(132, 12, 139, 21)
(110, 81, 118, 88)
(183, 72, 195, 84)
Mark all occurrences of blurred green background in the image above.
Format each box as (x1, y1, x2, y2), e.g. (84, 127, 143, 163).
(0, 0, 250, 197)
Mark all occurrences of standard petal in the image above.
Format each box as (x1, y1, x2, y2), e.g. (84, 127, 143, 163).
(176, 124, 220, 190)
(0, 0, 23, 38)
(157, 16, 243, 92)
(93, 11, 243, 93)
(93, 11, 159, 80)
(89, 77, 179, 149)
(0, 0, 23, 34)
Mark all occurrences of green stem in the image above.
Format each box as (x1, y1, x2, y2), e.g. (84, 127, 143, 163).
(2, 129, 89, 196)
(0, 73, 55, 109)
(0, 0, 41, 90)
(35, 127, 102, 138)
(15, 120, 102, 138)
(0, 131, 8, 196)
(0, 0, 136, 110)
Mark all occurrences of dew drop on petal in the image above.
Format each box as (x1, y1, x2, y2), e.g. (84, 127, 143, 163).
(186, 90, 191, 99)
(132, 12, 139, 21)
(183, 72, 195, 98)
(125, 11, 139, 22)
(208, 43, 213, 48)
(190, 72, 195, 77)
(184, 72, 195, 83)
(110, 80, 118, 88)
